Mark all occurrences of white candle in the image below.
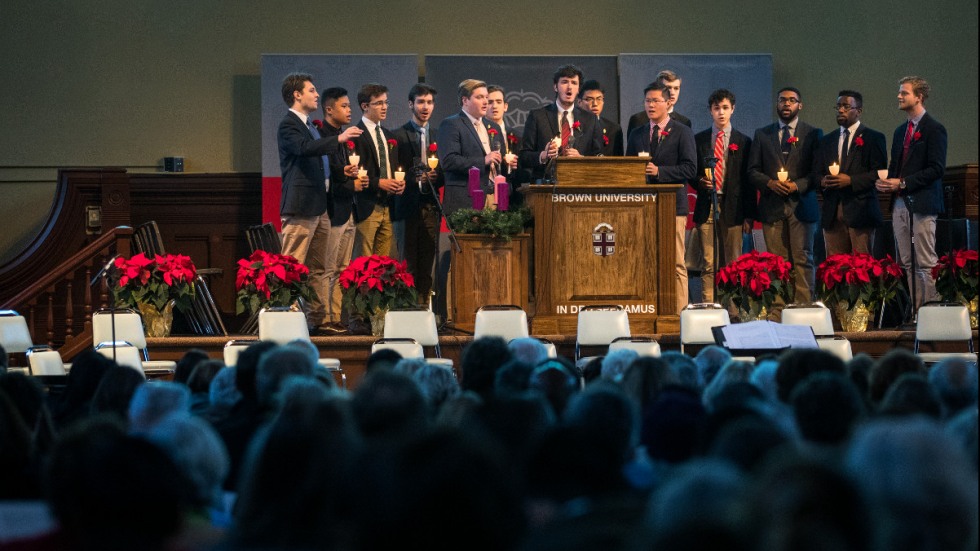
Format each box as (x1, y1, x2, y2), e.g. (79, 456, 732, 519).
(357, 168, 367, 179)
(778, 168, 788, 182)
(394, 168, 405, 181)
(505, 152, 517, 165)
(877, 169, 888, 180)
(428, 156, 439, 170)
(348, 153, 360, 167)
(638, 151, 650, 158)
(829, 163, 840, 176)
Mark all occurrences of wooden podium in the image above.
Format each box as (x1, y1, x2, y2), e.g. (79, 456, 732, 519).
(526, 157, 681, 334)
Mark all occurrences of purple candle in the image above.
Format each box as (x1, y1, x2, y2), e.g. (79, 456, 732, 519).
(471, 189, 485, 210)
(494, 176, 509, 211)
(468, 166, 480, 193)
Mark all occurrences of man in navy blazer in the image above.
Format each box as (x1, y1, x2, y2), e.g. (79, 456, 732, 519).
(277, 73, 361, 330)
(691, 89, 754, 303)
(813, 90, 887, 256)
(876, 76, 948, 307)
(747, 86, 823, 303)
(352, 83, 405, 258)
(577, 79, 623, 156)
(436, 79, 514, 216)
(625, 70, 692, 139)
(519, 64, 603, 182)
(626, 81, 697, 314)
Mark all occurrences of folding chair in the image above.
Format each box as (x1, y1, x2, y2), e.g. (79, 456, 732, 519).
(92, 309, 175, 375)
(473, 305, 530, 342)
(914, 302, 977, 365)
(0, 311, 67, 376)
(680, 303, 731, 355)
(608, 336, 661, 357)
(575, 305, 630, 364)
(383, 308, 453, 369)
(371, 338, 425, 359)
(257, 307, 345, 385)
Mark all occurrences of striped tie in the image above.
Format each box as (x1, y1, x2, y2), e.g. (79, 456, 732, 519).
(713, 130, 725, 191)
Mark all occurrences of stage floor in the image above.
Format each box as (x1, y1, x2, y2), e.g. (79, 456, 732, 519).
(148, 330, 978, 390)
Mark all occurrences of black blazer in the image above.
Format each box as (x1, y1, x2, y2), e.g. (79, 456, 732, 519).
(352, 120, 400, 222)
(625, 118, 697, 216)
(519, 103, 603, 181)
(626, 110, 691, 139)
(599, 116, 624, 156)
(436, 112, 505, 215)
(277, 111, 339, 218)
(813, 124, 887, 229)
(319, 121, 360, 226)
(886, 112, 947, 215)
(391, 121, 444, 221)
(691, 128, 754, 226)
(747, 120, 823, 223)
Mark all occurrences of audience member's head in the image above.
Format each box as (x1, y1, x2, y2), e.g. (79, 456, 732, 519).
(703, 360, 755, 409)
(868, 349, 924, 406)
(695, 345, 733, 389)
(351, 369, 428, 441)
(847, 353, 875, 409)
(708, 413, 789, 472)
(508, 337, 549, 366)
(791, 371, 864, 445)
(256, 345, 316, 408)
(580, 355, 604, 385)
(528, 359, 578, 418)
(233, 340, 277, 405)
(749, 358, 781, 404)
(660, 351, 699, 391)
(52, 349, 113, 428)
(91, 365, 146, 421)
(173, 348, 209, 385)
(186, 359, 224, 395)
(207, 365, 241, 416)
(642, 385, 707, 464)
(647, 458, 746, 543)
(393, 357, 428, 378)
(128, 382, 191, 433)
(365, 348, 402, 373)
(846, 417, 978, 551)
(144, 412, 229, 510)
(44, 417, 194, 551)
(494, 359, 535, 396)
(620, 355, 677, 410)
(413, 362, 460, 412)
(600, 348, 638, 382)
(775, 348, 846, 403)
(928, 358, 978, 417)
(878, 373, 943, 419)
(946, 408, 979, 469)
(461, 337, 512, 399)
(564, 381, 639, 466)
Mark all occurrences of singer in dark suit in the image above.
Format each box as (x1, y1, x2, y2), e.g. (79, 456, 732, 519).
(519, 65, 603, 182)
(813, 90, 887, 256)
(392, 84, 444, 304)
(625, 81, 697, 314)
(577, 80, 624, 156)
(487, 85, 530, 203)
(691, 89, 754, 303)
(277, 73, 343, 329)
(437, 79, 511, 216)
(876, 76, 947, 306)
(625, 69, 692, 138)
(747, 87, 823, 303)
(352, 83, 405, 258)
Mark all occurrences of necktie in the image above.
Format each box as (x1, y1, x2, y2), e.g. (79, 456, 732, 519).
(900, 120, 914, 172)
(375, 125, 389, 178)
(419, 127, 426, 159)
(780, 125, 792, 155)
(307, 120, 331, 183)
(649, 124, 660, 158)
(713, 130, 726, 191)
(840, 128, 850, 164)
(560, 111, 571, 149)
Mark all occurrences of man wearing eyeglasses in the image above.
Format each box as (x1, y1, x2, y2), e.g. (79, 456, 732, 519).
(352, 83, 405, 258)
(626, 70, 692, 139)
(577, 80, 623, 156)
(813, 90, 886, 255)
(626, 81, 697, 314)
(747, 87, 823, 303)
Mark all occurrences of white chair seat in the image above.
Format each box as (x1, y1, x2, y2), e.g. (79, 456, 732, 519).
(426, 358, 454, 370)
(26, 348, 67, 376)
(95, 342, 146, 375)
(474, 306, 530, 342)
(914, 303, 975, 364)
(816, 337, 853, 361)
(781, 303, 835, 336)
(317, 358, 341, 369)
(680, 303, 731, 353)
(609, 337, 661, 357)
(918, 352, 978, 365)
(372, 338, 425, 359)
(223, 339, 256, 367)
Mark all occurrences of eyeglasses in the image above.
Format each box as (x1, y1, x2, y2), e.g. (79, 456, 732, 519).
(644, 98, 667, 105)
(581, 96, 604, 104)
(777, 97, 800, 105)
(368, 100, 390, 107)
(835, 104, 859, 112)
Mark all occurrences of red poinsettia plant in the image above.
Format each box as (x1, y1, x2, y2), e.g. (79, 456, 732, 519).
(716, 251, 793, 318)
(111, 253, 197, 313)
(235, 250, 316, 315)
(816, 253, 904, 310)
(932, 249, 978, 302)
(339, 255, 418, 320)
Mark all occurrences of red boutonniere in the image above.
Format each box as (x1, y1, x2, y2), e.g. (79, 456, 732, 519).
(659, 129, 671, 142)
(854, 136, 864, 147)
(312, 119, 324, 130)
(729, 143, 739, 152)
(787, 136, 799, 146)
(507, 133, 518, 145)
(572, 121, 581, 131)
(428, 142, 438, 153)
(345, 140, 355, 151)
(387, 138, 397, 151)
(912, 131, 922, 142)
(603, 135, 610, 146)
(487, 127, 498, 139)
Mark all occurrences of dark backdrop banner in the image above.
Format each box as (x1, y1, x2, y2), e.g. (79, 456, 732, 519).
(617, 54, 773, 138)
(424, 56, 619, 133)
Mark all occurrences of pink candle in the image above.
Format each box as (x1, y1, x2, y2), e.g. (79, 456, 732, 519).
(494, 176, 509, 211)
(471, 189, 485, 210)
(468, 166, 480, 193)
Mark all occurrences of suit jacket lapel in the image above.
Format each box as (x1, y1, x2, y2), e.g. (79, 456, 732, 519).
(358, 121, 380, 169)
(545, 104, 560, 138)
(842, 124, 863, 172)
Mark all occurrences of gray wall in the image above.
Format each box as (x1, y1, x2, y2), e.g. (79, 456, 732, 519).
(1, 0, 976, 263)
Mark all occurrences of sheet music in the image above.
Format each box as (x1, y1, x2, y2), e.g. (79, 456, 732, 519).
(721, 321, 818, 349)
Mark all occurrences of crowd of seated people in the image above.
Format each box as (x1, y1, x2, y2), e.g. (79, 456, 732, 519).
(0, 339, 976, 551)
